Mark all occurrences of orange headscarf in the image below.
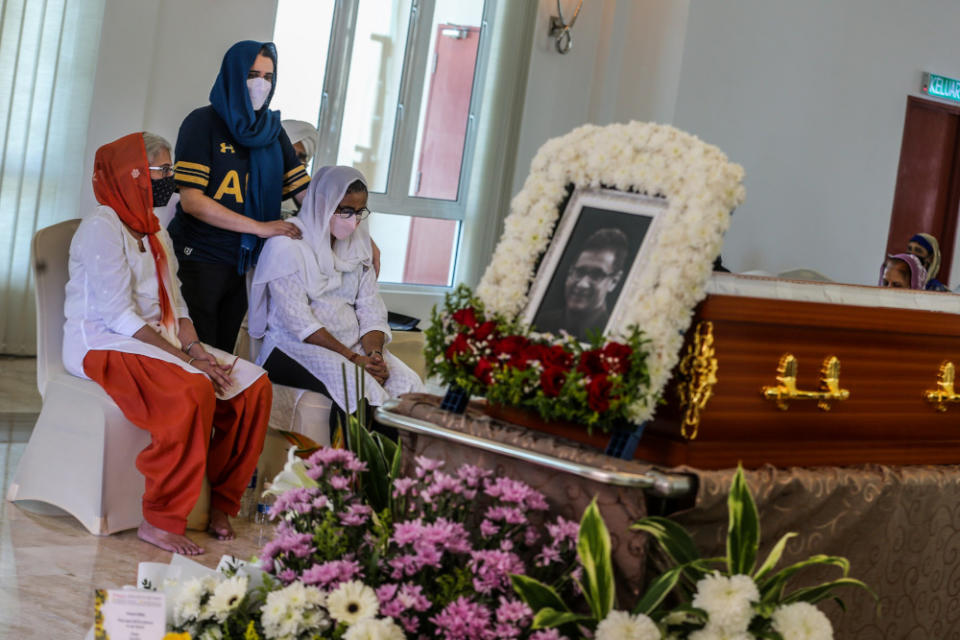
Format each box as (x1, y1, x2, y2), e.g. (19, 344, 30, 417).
(91, 133, 177, 335)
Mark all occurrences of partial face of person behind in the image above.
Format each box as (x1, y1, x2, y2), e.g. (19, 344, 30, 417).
(881, 259, 911, 288)
(563, 248, 622, 314)
(905, 240, 932, 269)
(293, 141, 309, 167)
(147, 148, 172, 180)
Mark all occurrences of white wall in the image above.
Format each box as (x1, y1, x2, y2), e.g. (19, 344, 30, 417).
(509, 0, 691, 197)
(673, 0, 960, 286)
(81, 0, 277, 215)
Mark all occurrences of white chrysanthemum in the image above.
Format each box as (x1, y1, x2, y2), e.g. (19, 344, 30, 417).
(595, 610, 660, 640)
(197, 627, 224, 640)
(172, 578, 206, 626)
(343, 617, 406, 640)
(689, 625, 752, 640)
(692, 573, 759, 632)
(327, 580, 379, 625)
(771, 602, 833, 640)
(261, 582, 329, 640)
(206, 575, 248, 622)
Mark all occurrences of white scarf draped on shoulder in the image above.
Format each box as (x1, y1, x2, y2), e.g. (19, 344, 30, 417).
(248, 165, 372, 339)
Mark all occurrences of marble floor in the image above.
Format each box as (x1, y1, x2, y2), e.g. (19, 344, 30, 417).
(0, 358, 269, 639)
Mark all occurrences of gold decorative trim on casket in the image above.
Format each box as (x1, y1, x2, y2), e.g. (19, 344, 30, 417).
(677, 321, 718, 440)
(925, 361, 960, 411)
(761, 353, 850, 411)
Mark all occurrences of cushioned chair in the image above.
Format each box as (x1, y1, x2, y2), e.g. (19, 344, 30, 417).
(7, 219, 208, 535)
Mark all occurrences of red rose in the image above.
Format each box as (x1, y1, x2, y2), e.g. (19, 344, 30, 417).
(493, 335, 529, 357)
(474, 321, 497, 342)
(508, 343, 541, 371)
(577, 349, 605, 376)
(541, 344, 573, 369)
(541, 366, 567, 397)
(586, 374, 613, 413)
(445, 333, 469, 360)
(474, 358, 496, 384)
(452, 307, 478, 329)
(602, 342, 633, 374)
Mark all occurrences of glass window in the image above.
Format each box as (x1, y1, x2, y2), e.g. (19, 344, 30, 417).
(273, 0, 492, 288)
(270, 0, 335, 125)
(408, 0, 484, 200)
(336, 0, 412, 193)
(368, 212, 459, 286)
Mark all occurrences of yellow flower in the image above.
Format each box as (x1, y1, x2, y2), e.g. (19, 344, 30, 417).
(244, 621, 261, 640)
(163, 633, 191, 640)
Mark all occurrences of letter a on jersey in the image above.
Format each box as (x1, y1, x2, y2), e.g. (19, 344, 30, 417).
(213, 170, 244, 202)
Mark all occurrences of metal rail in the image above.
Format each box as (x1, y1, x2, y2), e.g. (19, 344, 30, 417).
(375, 400, 694, 498)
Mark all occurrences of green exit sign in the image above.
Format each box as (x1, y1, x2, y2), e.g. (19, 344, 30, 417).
(923, 72, 960, 102)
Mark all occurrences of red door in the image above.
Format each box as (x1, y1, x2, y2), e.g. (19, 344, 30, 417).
(886, 96, 960, 285)
(403, 24, 480, 286)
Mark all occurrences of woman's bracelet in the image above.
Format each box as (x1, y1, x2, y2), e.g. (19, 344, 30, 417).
(187, 356, 197, 367)
(182, 340, 201, 354)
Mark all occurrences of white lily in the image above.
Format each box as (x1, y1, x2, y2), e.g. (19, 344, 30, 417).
(263, 447, 319, 496)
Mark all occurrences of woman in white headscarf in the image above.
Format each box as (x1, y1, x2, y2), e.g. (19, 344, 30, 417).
(248, 165, 423, 428)
(281, 119, 320, 168)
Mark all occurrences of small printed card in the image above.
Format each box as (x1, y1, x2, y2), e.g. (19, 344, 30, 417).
(94, 589, 166, 640)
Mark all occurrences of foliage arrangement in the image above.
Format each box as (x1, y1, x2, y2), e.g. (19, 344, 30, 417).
(143, 459, 872, 640)
(259, 449, 581, 638)
(425, 285, 651, 432)
(513, 465, 875, 639)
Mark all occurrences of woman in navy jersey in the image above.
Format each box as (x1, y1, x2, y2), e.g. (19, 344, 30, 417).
(168, 40, 310, 353)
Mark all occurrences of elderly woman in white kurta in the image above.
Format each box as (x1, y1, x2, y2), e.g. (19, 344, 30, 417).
(249, 166, 423, 431)
(64, 132, 271, 555)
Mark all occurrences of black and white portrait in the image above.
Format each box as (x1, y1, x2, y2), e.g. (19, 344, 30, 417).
(525, 190, 664, 341)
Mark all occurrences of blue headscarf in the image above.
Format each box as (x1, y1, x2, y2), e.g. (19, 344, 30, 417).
(210, 40, 283, 273)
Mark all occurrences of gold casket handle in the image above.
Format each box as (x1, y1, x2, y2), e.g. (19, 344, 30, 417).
(761, 353, 850, 411)
(677, 321, 718, 440)
(925, 361, 960, 412)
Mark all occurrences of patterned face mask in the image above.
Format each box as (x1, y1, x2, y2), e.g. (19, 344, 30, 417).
(151, 176, 176, 207)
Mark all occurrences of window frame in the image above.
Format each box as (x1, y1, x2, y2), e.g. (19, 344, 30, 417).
(314, 0, 495, 231)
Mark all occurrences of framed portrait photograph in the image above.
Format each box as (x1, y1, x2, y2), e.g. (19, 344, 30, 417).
(522, 188, 667, 341)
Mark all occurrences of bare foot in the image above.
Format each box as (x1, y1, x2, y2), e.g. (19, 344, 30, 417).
(207, 508, 235, 541)
(138, 521, 204, 555)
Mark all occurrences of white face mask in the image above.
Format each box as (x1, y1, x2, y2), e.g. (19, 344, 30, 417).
(247, 77, 271, 110)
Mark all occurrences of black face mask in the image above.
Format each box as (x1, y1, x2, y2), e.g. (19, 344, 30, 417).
(151, 176, 176, 207)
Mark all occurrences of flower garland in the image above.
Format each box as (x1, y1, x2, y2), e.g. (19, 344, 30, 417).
(476, 121, 745, 422)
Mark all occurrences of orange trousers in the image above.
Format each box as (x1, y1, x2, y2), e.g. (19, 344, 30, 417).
(83, 350, 272, 534)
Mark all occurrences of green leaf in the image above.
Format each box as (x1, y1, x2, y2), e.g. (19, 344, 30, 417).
(753, 532, 797, 582)
(758, 555, 851, 603)
(781, 578, 877, 606)
(356, 423, 390, 512)
(531, 608, 593, 630)
(510, 575, 569, 613)
(387, 435, 403, 482)
(632, 564, 685, 616)
(727, 464, 760, 575)
(577, 499, 616, 620)
(631, 516, 702, 566)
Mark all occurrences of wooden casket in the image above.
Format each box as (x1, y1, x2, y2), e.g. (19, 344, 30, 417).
(640, 273, 960, 469)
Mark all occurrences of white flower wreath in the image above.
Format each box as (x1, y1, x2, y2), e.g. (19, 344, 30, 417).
(476, 121, 745, 423)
